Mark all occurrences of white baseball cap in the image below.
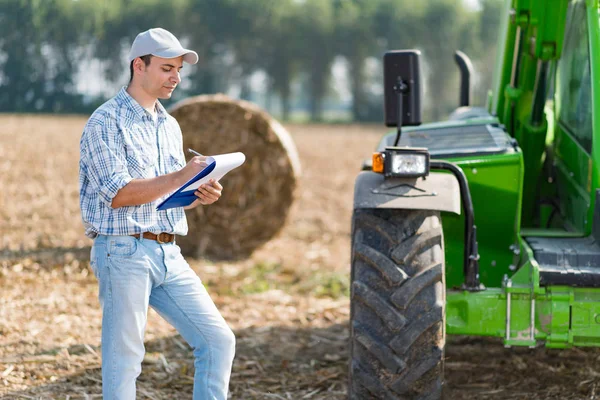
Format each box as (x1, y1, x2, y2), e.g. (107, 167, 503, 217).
(128, 28, 199, 65)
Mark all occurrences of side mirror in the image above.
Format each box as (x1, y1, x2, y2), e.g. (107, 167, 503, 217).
(383, 50, 422, 128)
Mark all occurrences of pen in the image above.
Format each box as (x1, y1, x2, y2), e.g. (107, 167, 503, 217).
(188, 148, 203, 157)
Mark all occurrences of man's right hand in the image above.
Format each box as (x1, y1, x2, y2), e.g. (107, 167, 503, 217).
(180, 156, 208, 182)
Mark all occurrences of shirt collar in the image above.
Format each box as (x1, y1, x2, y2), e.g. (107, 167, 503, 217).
(155, 100, 168, 121)
(117, 87, 168, 122)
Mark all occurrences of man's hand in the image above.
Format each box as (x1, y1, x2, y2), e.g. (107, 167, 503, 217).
(181, 155, 209, 182)
(184, 179, 223, 209)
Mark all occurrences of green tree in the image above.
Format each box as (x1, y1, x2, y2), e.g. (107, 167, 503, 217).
(406, 0, 476, 120)
(0, 0, 41, 111)
(252, 0, 298, 120)
(473, 0, 505, 106)
(296, 0, 335, 121)
(0, 0, 506, 120)
(334, 0, 379, 121)
(92, 0, 190, 84)
(0, 0, 95, 112)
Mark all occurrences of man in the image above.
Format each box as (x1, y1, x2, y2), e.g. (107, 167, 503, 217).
(79, 28, 235, 400)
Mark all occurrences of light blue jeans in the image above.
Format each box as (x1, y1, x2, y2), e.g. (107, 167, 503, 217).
(90, 234, 235, 400)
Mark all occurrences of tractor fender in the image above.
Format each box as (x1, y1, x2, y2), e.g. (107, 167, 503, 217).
(353, 171, 461, 214)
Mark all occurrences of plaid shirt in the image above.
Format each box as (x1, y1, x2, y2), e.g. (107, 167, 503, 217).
(79, 87, 188, 239)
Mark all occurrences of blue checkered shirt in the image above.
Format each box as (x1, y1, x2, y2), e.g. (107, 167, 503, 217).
(79, 87, 188, 239)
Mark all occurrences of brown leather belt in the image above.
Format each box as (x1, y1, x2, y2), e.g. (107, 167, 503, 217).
(130, 232, 175, 243)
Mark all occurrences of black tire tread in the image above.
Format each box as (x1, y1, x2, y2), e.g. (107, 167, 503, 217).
(353, 321, 407, 373)
(349, 209, 445, 400)
(352, 281, 407, 332)
(391, 226, 443, 265)
(354, 212, 399, 246)
(390, 263, 443, 310)
(351, 361, 401, 400)
(354, 242, 409, 286)
(390, 305, 443, 356)
(391, 347, 443, 395)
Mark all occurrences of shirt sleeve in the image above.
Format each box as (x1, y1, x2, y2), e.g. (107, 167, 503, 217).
(81, 122, 133, 208)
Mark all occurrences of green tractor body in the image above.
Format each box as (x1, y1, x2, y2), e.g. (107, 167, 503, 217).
(349, 0, 600, 398)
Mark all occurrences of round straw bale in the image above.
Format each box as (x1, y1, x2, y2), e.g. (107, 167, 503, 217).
(168, 94, 301, 260)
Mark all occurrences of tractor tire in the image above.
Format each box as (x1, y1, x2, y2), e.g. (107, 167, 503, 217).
(349, 209, 446, 400)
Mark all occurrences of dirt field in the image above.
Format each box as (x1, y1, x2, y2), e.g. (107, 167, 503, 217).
(0, 114, 599, 399)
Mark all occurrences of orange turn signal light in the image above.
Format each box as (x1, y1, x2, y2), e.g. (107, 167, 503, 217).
(372, 152, 385, 173)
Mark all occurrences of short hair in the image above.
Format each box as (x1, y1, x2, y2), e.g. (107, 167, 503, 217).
(129, 54, 153, 83)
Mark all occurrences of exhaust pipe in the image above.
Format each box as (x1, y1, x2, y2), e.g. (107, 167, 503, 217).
(454, 50, 473, 107)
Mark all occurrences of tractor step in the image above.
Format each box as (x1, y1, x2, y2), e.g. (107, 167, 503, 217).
(527, 236, 600, 287)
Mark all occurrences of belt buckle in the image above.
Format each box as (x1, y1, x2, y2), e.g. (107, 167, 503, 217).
(156, 233, 166, 244)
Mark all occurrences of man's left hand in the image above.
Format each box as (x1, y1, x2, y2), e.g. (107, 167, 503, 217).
(186, 179, 223, 209)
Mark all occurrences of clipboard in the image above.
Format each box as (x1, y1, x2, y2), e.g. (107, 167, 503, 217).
(156, 152, 246, 211)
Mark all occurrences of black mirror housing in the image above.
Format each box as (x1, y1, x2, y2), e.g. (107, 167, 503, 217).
(383, 50, 422, 127)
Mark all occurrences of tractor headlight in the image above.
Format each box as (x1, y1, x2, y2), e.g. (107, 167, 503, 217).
(372, 147, 430, 178)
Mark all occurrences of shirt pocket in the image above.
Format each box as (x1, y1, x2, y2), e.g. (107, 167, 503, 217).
(127, 150, 157, 179)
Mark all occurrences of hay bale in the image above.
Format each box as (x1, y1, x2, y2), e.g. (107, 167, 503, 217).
(169, 94, 301, 260)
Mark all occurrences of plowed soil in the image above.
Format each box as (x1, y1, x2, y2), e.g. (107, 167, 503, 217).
(0, 115, 598, 399)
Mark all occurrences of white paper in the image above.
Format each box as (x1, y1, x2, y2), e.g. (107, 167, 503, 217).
(181, 152, 246, 192)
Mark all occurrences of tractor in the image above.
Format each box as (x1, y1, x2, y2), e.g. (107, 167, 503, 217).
(349, 0, 600, 398)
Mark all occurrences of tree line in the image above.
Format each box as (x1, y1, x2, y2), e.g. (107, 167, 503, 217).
(0, 0, 504, 122)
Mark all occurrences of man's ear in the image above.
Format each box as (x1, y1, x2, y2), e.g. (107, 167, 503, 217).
(133, 58, 146, 75)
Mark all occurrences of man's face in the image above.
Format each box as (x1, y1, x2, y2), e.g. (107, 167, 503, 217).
(137, 55, 184, 100)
